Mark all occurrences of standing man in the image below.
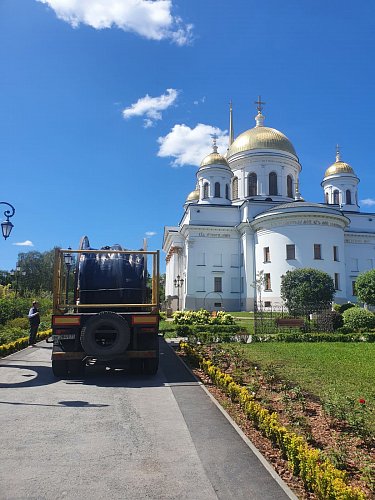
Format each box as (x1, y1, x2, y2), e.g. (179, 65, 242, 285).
(28, 301, 40, 346)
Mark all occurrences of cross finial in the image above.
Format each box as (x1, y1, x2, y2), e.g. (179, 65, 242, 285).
(255, 95, 266, 114)
(211, 133, 218, 153)
(336, 144, 341, 162)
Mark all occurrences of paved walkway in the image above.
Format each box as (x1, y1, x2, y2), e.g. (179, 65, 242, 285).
(0, 338, 297, 499)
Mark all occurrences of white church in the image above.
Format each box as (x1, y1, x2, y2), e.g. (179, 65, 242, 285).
(163, 99, 375, 311)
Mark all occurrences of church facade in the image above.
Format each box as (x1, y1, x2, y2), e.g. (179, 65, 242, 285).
(163, 100, 375, 311)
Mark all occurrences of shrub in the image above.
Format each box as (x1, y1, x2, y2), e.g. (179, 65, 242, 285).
(339, 302, 356, 314)
(342, 307, 375, 332)
(173, 309, 235, 325)
(316, 310, 343, 332)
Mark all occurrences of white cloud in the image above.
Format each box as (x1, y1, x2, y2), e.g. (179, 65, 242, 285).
(145, 231, 157, 237)
(157, 123, 228, 167)
(13, 240, 34, 247)
(361, 198, 375, 206)
(37, 0, 193, 45)
(123, 88, 179, 128)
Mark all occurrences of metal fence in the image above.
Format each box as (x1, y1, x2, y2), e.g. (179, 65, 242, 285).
(254, 302, 336, 335)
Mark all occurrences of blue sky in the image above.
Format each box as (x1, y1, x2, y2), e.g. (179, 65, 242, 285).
(1, 0, 375, 271)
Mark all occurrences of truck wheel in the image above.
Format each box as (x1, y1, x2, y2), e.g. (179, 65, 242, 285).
(52, 360, 69, 378)
(80, 311, 130, 359)
(143, 358, 159, 375)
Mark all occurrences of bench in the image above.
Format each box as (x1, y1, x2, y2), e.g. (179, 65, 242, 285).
(275, 318, 305, 329)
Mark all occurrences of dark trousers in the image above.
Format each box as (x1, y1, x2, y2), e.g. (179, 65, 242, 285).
(29, 324, 39, 345)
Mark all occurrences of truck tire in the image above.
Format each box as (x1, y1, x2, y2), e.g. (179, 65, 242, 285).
(80, 312, 130, 359)
(52, 360, 69, 378)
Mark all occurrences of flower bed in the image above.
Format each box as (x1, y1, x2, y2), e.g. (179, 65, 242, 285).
(180, 342, 367, 500)
(0, 329, 52, 357)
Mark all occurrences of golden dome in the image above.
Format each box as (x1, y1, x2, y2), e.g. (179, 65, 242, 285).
(228, 125, 297, 157)
(200, 152, 230, 169)
(324, 147, 355, 177)
(186, 189, 199, 202)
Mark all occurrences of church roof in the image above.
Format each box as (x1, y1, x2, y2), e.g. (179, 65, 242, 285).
(186, 188, 199, 202)
(200, 151, 230, 169)
(227, 108, 297, 158)
(258, 201, 344, 216)
(324, 147, 355, 177)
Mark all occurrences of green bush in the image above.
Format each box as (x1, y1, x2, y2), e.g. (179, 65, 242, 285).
(338, 302, 356, 314)
(173, 309, 235, 325)
(6, 317, 29, 329)
(342, 307, 375, 332)
(316, 310, 343, 332)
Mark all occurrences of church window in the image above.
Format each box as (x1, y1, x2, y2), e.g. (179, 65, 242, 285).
(248, 173, 257, 196)
(264, 247, 270, 262)
(333, 190, 339, 204)
(203, 182, 209, 199)
(314, 244, 322, 260)
(367, 259, 374, 269)
(287, 175, 293, 198)
(325, 192, 329, 204)
(334, 273, 340, 290)
(241, 277, 244, 293)
(214, 182, 221, 198)
(264, 273, 271, 290)
(333, 246, 339, 262)
(231, 278, 240, 293)
(352, 281, 357, 296)
(213, 253, 222, 266)
(225, 184, 230, 199)
(214, 277, 222, 292)
(231, 254, 239, 267)
(197, 253, 205, 266)
(232, 177, 238, 199)
(196, 277, 205, 292)
(286, 244, 295, 260)
(269, 172, 278, 196)
(351, 258, 359, 271)
(346, 189, 352, 205)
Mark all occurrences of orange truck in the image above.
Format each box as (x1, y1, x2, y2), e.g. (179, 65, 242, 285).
(51, 236, 160, 378)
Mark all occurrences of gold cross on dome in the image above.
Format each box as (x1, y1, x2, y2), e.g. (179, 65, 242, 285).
(255, 96, 266, 113)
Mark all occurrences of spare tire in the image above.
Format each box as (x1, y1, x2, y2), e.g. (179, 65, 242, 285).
(80, 312, 130, 358)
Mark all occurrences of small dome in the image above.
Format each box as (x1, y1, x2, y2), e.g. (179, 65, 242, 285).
(200, 151, 230, 169)
(186, 189, 199, 202)
(228, 126, 297, 157)
(324, 148, 355, 178)
(324, 161, 354, 177)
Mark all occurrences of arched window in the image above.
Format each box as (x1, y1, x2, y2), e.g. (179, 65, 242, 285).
(287, 175, 293, 198)
(232, 177, 238, 199)
(269, 172, 278, 196)
(225, 184, 229, 199)
(325, 192, 329, 204)
(248, 173, 257, 196)
(346, 189, 352, 205)
(333, 189, 339, 205)
(214, 182, 221, 198)
(203, 182, 209, 199)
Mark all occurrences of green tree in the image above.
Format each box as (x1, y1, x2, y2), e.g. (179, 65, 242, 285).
(17, 248, 57, 293)
(281, 268, 335, 316)
(354, 269, 375, 306)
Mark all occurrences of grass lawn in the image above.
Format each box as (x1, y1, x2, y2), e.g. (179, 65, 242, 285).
(241, 342, 375, 431)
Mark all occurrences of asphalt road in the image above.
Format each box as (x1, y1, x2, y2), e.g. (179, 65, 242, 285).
(0, 339, 296, 500)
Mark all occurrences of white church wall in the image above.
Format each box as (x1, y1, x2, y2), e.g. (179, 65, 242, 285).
(253, 222, 347, 306)
(344, 234, 375, 303)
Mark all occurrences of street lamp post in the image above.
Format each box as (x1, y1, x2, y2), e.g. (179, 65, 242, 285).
(10, 266, 26, 297)
(0, 202, 15, 240)
(64, 247, 73, 304)
(173, 274, 184, 311)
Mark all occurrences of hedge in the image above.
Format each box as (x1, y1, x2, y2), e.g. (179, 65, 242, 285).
(249, 332, 375, 343)
(180, 342, 366, 500)
(0, 329, 52, 357)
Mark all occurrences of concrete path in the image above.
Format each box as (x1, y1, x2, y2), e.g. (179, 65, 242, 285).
(0, 339, 297, 500)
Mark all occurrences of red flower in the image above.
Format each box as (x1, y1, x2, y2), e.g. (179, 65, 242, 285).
(358, 398, 366, 404)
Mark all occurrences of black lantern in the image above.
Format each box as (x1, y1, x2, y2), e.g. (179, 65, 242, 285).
(0, 202, 15, 240)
